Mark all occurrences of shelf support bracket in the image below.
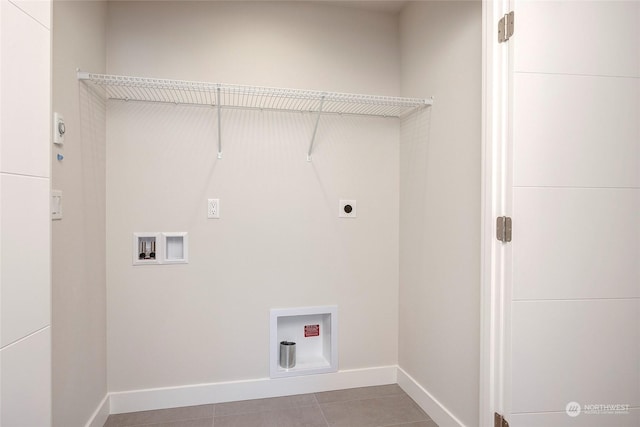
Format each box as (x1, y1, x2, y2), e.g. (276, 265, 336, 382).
(307, 96, 326, 162)
(216, 86, 222, 159)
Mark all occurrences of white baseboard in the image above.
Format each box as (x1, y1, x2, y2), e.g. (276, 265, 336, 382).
(109, 365, 398, 414)
(88, 365, 462, 424)
(85, 394, 110, 427)
(397, 367, 465, 427)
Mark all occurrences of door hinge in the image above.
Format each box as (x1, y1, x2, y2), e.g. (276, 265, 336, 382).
(498, 11, 515, 43)
(495, 412, 510, 427)
(496, 216, 512, 243)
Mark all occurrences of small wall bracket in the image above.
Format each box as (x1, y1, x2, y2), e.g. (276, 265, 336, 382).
(307, 96, 326, 162)
(216, 86, 223, 159)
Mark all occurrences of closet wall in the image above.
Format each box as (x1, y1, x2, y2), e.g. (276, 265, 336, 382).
(52, 2, 108, 427)
(399, 2, 481, 426)
(105, 1, 402, 392)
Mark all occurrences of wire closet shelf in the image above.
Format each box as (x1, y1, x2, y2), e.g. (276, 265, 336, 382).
(78, 71, 433, 160)
(77, 71, 432, 118)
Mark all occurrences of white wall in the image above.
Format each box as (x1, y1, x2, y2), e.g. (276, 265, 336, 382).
(51, 2, 108, 426)
(0, 0, 52, 425)
(398, 2, 482, 426)
(509, 1, 640, 425)
(106, 1, 401, 393)
(106, 1, 400, 95)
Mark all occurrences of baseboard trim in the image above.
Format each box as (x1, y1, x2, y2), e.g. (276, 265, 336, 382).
(85, 394, 110, 427)
(109, 365, 398, 414)
(83, 366, 465, 424)
(397, 367, 466, 427)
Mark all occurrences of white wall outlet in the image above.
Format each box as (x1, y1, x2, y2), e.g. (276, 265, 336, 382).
(53, 112, 65, 145)
(339, 200, 357, 218)
(207, 198, 220, 219)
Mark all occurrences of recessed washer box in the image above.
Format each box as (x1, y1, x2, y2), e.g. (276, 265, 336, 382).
(132, 233, 160, 265)
(132, 232, 188, 265)
(270, 305, 338, 378)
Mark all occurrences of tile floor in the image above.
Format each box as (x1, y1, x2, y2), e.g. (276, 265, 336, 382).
(103, 384, 439, 427)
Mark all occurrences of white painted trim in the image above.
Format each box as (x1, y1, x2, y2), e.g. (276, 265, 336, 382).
(480, 0, 511, 425)
(109, 365, 397, 414)
(479, 0, 493, 424)
(397, 367, 465, 427)
(84, 394, 110, 427)
(480, 0, 497, 423)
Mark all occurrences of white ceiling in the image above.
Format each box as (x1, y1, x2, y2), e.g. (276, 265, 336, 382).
(324, 1, 408, 14)
(107, 0, 410, 15)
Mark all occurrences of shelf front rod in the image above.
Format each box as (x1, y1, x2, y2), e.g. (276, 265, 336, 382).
(216, 86, 222, 159)
(307, 96, 326, 162)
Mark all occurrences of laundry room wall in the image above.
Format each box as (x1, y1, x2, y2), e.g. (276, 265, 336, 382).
(105, 1, 403, 393)
(399, 1, 482, 426)
(52, 1, 108, 426)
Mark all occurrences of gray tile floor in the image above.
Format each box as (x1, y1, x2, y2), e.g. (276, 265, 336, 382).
(103, 384, 439, 427)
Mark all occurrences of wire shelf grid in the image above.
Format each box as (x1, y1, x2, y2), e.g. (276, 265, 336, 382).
(78, 72, 432, 118)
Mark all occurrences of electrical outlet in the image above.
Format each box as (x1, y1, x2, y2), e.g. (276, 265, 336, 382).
(207, 198, 220, 219)
(339, 200, 357, 218)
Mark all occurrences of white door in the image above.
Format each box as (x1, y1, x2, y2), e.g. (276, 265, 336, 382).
(492, 1, 640, 426)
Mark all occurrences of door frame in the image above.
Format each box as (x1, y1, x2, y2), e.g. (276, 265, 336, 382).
(480, 0, 512, 426)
